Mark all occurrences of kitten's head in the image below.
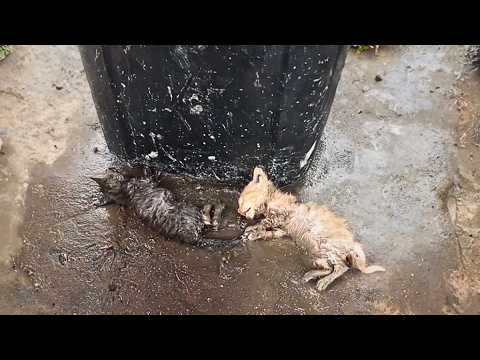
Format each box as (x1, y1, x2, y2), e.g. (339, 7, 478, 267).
(90, 168, 126, 197)
(238, 166, 274, 219)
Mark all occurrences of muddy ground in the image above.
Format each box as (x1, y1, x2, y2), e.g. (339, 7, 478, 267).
(0, 45, 479, 314)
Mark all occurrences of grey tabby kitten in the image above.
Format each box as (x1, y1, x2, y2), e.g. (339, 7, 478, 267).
(91, 168, 243, 248)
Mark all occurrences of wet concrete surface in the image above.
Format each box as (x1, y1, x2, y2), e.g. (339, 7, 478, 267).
(0, 45, 479, 314)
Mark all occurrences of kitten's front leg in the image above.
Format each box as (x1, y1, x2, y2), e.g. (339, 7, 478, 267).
(211, 203, 225, 230)
(202, 204, 213, 226)
(241, 223, 265, 241)
(242, 221, 286, 242)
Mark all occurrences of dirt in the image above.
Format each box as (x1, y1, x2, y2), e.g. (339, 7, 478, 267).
(443, 64, 480, 314)
(1, 45, 480, 314)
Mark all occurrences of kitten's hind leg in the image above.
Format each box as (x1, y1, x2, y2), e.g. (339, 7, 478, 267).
(212, 203, 226, 230)
(302, 258, 332, 282)
(202, 204, 213, 226)
(302, 269, 332, 283)
(315, 262, 349, 292)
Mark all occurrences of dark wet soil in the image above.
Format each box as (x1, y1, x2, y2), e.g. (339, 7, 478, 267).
(14, 138, 324, 314)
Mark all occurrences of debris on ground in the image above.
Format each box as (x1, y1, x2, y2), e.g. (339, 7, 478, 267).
(352, 45, 380, 55)
(465, 45, 480, 69)
(0, 128, 7, 154)
(0, 45, 13, 61)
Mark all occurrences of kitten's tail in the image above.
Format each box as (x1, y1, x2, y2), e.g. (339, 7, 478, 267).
(349, 243, 386, 274)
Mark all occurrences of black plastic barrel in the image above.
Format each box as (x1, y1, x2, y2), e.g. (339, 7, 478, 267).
(79, 45, 348, 186)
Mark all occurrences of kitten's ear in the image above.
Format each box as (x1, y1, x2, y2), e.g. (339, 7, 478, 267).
(253, 166, 268, 183)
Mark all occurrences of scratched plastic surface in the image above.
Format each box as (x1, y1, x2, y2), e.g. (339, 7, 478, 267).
(79, 45, 348, 186)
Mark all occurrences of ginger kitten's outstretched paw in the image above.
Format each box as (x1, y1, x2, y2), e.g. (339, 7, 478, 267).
(241, 226, 263, 242)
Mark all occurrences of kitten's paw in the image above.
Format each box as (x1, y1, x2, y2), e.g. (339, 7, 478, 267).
(241, 226, 263, 242)
(202, 204, 213, 226)
(315, 278, 331, 292)
(212, 203, 226, 230)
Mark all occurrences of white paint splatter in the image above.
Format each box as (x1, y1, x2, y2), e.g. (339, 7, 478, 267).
(254, 72, 261, 88)
(167, 86, 173, 101)
(300, 141, 317, 168)
(145, 151, 158, 160)
(190, 105, 203, 115)
(210, 135, 216, 140)
(208, 156, 216, 161)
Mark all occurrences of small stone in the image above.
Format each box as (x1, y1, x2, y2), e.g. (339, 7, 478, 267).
(93, 147, 99, 153)
(375, 74, 383, 82)
(58, 253, 68, 265)
(108, 283, 117, 292)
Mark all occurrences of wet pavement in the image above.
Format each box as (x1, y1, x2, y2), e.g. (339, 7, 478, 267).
(0, 45, 479, 314)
